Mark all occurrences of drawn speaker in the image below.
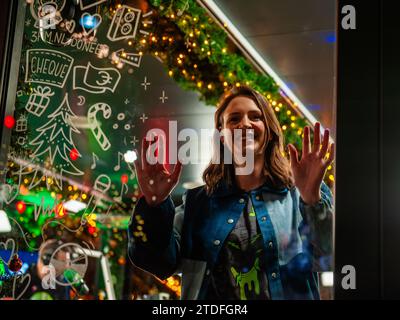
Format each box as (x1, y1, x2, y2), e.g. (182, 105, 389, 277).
(107, 5, 142, 42)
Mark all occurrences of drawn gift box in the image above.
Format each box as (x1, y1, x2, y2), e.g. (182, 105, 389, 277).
(25, 86, 54, 117)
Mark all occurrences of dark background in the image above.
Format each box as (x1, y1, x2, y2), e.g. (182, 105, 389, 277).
(336, 0, 400, 299)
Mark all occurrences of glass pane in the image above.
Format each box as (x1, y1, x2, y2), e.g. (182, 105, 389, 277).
(0, 0, 335, 300)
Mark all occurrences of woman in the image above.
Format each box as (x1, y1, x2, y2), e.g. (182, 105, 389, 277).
(129, 86, 334, 300)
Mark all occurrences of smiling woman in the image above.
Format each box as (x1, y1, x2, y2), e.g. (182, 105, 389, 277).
(0, 0, 335, 301)
(129, 85, 335, 300)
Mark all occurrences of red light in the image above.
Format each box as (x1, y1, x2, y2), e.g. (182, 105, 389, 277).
(69, 148, 79, 161)
(121, 174, 129, 184)
(4, 116, 15, 129)
(88, 226, 96, 234)
(16, 201, 26, 214)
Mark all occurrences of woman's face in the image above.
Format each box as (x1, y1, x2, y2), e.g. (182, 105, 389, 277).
(220, 96, 267, 160)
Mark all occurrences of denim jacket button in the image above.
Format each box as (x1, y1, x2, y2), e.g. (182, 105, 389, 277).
(255, 195, 261, 201)
(268, 241, 273, 249)
(271, 272, 277, 279)
(227, 218, 234, 224)
(239, 198, 245, 204)
(261, 216, 267, 222)
(213, 239, 221, 246)
(206, 269, 210, 275)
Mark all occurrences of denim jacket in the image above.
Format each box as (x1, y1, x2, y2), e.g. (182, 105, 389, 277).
(127, 180, 333, 300)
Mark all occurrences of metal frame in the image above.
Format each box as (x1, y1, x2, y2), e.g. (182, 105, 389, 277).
(78, 247, 116, 300)
(0, 0, 26, 187)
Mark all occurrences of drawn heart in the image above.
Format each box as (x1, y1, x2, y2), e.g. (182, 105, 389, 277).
(65, 19, 76, 33)
(12, 273, 31, 300)
(0, 238, 16, 264)
(81, 13, 102, 36)
(0, 184, 19, 205)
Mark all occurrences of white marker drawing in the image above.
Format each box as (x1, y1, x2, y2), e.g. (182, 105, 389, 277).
(177, 0, 189, 16)
(80, 13, 102, 36)
(130, 135, 139, 146)
(73, 62, 121, 94)
(80, 0, 106, 11)
(124, 124, 131, 130)
(0, 238, 16, 264)
(29, 93, 83, 188)
(141, 76, 151, 90)
(15, 114, 28, 132)
(12, 273, 32, 300)
(113, 152, 125, 171)
(25, 86, 54, 117)
(8, 217, 40, 252)
(114, 49, 142, 68)
(17, 136, 27, 145)
(117, 113, 125, 121)
(139, 113, 148, 123)
(107, 5, 142, 42)
(77, 95, 85, 106)
(142, 11, 153, 18)
(30, 0, 66, 22)
(124, 98, 130, 105)
(25, 49, 74, 88)
(112, 123, 118, 129)
(0, 184, 19, 205)
(36, 2, 63, 30)
(94, 174, 112, 194)
(25, 18, 32, 27)
(49, 242, 88, 287)
(64, 19, 76, 33)
(91, 152, 99, 170)
(115, 182, 128, 202)
(87, 102, 112, 151)
(159, 90, 168, 103)
(128, 164, 136, 180)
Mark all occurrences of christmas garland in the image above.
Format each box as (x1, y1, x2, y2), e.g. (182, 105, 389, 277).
(133, 0, 333, 187)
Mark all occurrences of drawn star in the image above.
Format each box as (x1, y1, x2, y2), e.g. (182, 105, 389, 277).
(159, 90, 168, 103)
(139, 113, 148, 123)
(124, 98, 130, 105)
(25, 18, 32, 27)
(141, 77, 151, 91)
(130, 136, 139, 146)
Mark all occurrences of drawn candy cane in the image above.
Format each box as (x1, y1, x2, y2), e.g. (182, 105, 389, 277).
(87, 102, 112, 151)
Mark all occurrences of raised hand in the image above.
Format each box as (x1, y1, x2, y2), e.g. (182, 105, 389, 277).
(133, 135, 183, 207)
(287, 122, 334, 205)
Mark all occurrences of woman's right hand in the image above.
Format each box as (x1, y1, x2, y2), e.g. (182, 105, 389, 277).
(133, 135, 183, 207)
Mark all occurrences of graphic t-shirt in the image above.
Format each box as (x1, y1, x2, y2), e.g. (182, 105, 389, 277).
(205, 197, 270, 300)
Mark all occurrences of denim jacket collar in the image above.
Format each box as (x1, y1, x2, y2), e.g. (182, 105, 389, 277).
(211, 179, 289, 198)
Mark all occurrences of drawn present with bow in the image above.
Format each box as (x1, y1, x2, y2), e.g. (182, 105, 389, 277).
(25, 86, 55, 117)
(73, 62, 121, 94)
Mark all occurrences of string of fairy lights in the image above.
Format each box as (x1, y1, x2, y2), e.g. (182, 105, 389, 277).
(1, 0, 334, 299)
(106, 0, 334, 186)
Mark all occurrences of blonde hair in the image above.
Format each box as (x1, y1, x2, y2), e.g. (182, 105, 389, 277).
(202, 86, 294, 195)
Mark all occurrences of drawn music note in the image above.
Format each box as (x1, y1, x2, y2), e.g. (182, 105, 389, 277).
(115, 182, 128, 202)
(127, 163, 136, 180)
(91, 152, 99, 169)
(114, 152, 124, 171)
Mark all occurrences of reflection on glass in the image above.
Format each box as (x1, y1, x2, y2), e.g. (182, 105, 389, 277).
(0, 0, 335, 300)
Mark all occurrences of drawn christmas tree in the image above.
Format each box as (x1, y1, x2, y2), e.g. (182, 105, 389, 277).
(27, 93, 83, 189)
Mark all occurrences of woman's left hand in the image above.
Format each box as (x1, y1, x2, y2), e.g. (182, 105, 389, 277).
(287, 122, 334, 205)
